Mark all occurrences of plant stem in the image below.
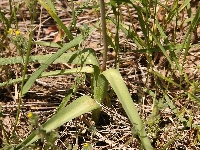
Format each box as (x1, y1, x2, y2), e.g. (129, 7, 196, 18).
(100, 0, 108, 71)
(13, 1, 36, 134)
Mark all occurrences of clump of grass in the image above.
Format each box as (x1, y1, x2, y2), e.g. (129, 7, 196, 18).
(0, 0, 199, 149)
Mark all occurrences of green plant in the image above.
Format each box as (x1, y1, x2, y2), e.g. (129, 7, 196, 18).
(0, 0, 199, 149)
(1, 0, 153, 149)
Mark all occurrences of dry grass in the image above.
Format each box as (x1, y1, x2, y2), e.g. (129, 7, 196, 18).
(0, 0, 200, 149)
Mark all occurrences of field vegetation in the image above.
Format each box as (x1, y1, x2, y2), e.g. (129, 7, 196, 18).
(0, 0, 200, 149)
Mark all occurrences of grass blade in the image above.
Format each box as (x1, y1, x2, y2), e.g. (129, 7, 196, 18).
(39, 0, 73, 40)
(12, 95, 100, 149)
(0, 66, 94, 87)
(167, 0, 191, 23)
(148, 27, 174, 68)
(0, 48, 98, 66)
(21, 35, 83, 96)
(149, 69, 181, 88)
(102, 69, 153, 150)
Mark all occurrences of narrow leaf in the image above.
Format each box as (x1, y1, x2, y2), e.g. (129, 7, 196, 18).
(21, 35, 83, 96)
(102, 69, 153, 150)
(0, 48, 98, 66)
(12, 95, 100, 149)
(0, 67, 94, 87)
(39, 0, 73, 40)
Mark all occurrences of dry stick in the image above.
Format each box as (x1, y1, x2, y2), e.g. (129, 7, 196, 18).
(100, 0, 108, 72)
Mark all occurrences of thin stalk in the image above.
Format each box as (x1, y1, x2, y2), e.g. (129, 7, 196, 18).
(13, 1, 35, 133)
(174, 0, 178, 43)
(115, 6, 120, 69)
(13, 25, 34, 134)
(100, 0, 108, 71)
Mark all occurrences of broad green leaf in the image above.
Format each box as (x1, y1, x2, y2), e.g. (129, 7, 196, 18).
(40, 66, 94, 76)
(93, 74, 108, 104)
(11, 95, 100, 150)
(102, 69, 153, 150)
(21, 35, 83, 96)
(92, 67, 108, 123)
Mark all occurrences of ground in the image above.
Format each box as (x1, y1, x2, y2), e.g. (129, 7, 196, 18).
(0, 0, 200, 149)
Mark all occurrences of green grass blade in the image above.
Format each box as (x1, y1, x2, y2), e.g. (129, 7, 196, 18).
(167, 0, 191, 23)
(0, 10, 10, 28)
(3, 43, 188, 64)
(131, 4, 149, 44)
(0, 48, 98, 66)
(107, 16, 145, 48)
(149, 69, 181, 88)
(181, 6, 200, 68)
(166, 1, 178, 24)
(124, 43, 197, 53)
(56, 88, 74, 114)
(178, 0, 191, 15)
(0, 66, 94, 87)
(187, 93, 200, 103)
(34, 41, 62, 48)
(11, 95, 100, 150)
(102, 69, 153, 150)
(148, 28, 174, 68)
(151, 0, 170, 10)
(155, 20, 169, 44)
(164, 94, 178, 114)
(46, 0, 56, 13)
(21, 35, 83, 96)
(39, 0, 73, 40)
